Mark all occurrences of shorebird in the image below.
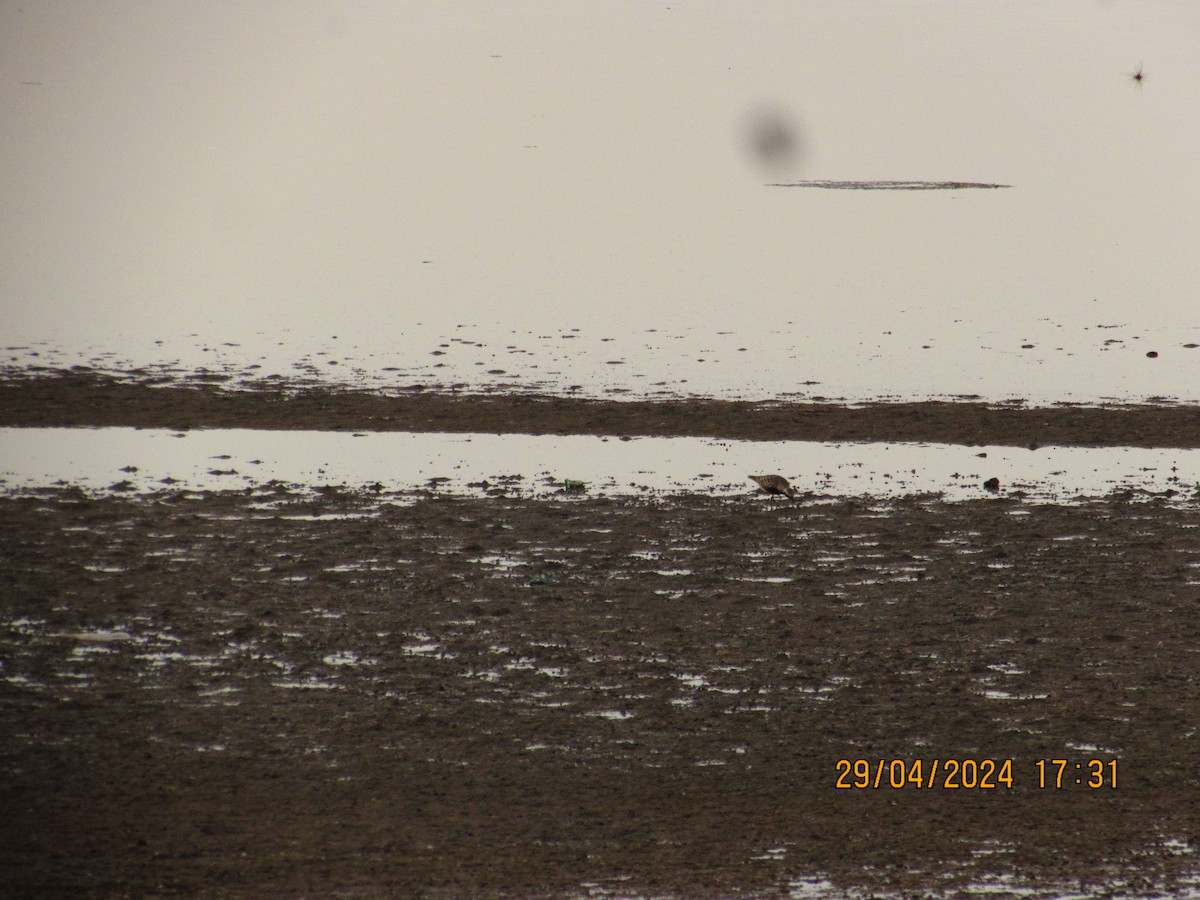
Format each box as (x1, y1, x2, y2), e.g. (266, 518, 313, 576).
(749, 474, 796, 501)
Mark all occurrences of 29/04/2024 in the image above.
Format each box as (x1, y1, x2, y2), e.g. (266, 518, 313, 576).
(834, 758, 1118, 790)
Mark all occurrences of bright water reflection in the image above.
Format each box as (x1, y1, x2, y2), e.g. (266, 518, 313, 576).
(4, 3, 1199, 405)
(8, 317, 1200, 405)
(2, 427, 1196, 503)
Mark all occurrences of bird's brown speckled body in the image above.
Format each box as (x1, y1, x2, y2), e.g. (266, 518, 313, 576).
(749, 474, 796, 501)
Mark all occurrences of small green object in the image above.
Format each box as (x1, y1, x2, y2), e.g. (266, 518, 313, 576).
(528, 575, 558, 586)
(562, 479, 587, 492)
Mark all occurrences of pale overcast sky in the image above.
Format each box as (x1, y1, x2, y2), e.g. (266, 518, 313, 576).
(3, 2, 1198, 353)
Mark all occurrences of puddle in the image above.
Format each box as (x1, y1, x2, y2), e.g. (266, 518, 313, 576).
(3, 427, 1200, 504)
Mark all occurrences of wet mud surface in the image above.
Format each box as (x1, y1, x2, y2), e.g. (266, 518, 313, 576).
(6, 370, 1200, 447)
(4, 370, 1200, 896)
(4, 486, 1200, 897)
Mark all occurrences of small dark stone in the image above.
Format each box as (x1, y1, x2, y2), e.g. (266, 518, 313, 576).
(983, 477, 1001, 493)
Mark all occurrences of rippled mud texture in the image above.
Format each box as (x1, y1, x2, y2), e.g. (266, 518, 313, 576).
(5, 370, 1200, 446)
(3, 487, 1200, 898)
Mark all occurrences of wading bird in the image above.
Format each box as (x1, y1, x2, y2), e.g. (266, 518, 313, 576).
(749, 474, 796, 501)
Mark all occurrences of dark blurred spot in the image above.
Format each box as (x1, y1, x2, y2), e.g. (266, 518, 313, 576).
(744, 108, 803, 171)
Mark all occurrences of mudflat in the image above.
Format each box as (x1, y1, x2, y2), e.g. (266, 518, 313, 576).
(3, 486, 1200, 898)
(4, 370, 1200, 446)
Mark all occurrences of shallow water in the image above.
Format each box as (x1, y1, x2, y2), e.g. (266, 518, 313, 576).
(1, 426, 1197, 503)
(4, 3, 1199, 405)
(7, 317, 1200, 405)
